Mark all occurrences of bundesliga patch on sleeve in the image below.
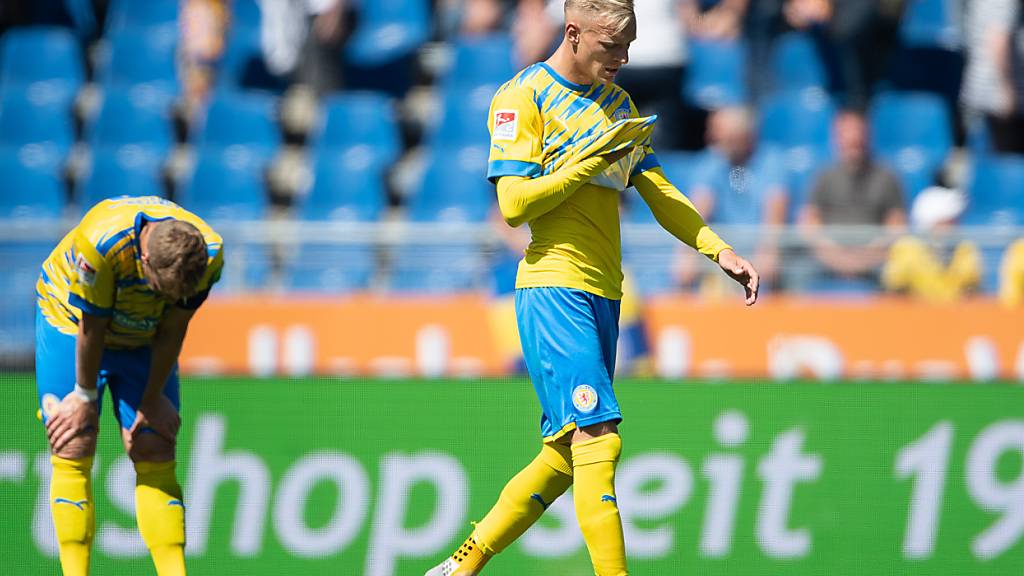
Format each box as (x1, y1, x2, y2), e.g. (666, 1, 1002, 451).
(76, 254, 97, 286)
(493, 110, 518, 141)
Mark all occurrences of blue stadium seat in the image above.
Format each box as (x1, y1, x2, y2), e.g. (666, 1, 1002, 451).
(870, 91, 952, 199)
(770, 33, 828, 93)
(682, 38, 747, 109)
(178, 149, 268, 221)
(429, 84, 496, 148)
(389, 241, 484, 293)
(89, 89, 174, 154)
(106, 0, 179, 32)
(0, 242, 53, 356)
(963, 155, 1024, 227)
(0, 148, 65, 218)
(900, 0, 960, 49)
(345, 0, 430, 67)
(101, 28, 179, 94)
(760, 89, 835, 153)
(312, 92, 400, 164)
(0, 88, 75, 156)
(299, 147, 387, 222)
(283, 244, 375, 293)
(231, 0, 261, 32)
(0, 27, 84, 100)
(442, 35, 516, 91)
(79, 147, 165, 208)
(408, 146, 492, 222)
(195, 91, 279, 156)
(624, 151, 705, 223)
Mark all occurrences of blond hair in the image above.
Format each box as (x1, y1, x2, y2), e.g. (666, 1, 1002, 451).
(564, 0, 635, 33)
(147, 220, 208, 298)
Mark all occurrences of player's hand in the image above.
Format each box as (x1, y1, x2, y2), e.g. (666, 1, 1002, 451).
(601, 147, 633, 164)
(129, 395, 180, 443)
(46, 393, 99, 453)
(717, 249, 760, 306)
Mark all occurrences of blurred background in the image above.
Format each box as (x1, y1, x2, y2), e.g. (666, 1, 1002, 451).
(0, 1, 1023, 573)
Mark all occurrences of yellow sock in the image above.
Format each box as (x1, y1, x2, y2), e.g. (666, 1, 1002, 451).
(135, 460, 186, 576)
(466, 441, 574, 567)
(572, 433, 627, 576)
(50, 455, 95, 576)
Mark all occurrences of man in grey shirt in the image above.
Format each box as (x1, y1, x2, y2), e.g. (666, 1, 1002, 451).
(961, 0, 1024, 153)
(799, 110, 906, 288)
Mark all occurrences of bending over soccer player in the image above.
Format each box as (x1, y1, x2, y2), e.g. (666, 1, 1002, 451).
(36, 196, 223, 575)
(426, 1, 759, 575)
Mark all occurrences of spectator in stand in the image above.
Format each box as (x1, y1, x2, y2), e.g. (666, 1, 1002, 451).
(181, 0, 229, 112)
(1000, 239, 1024, 307)
(799, 109, 906, 289)
(437, 0, 511, 39)
(260, 0, 353, 95)
(882, 186, 982, 303)
(961, 0, 1024, 154)
(676, 107, 789, 292)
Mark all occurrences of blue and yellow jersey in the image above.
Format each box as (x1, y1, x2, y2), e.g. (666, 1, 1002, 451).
(36, 196, 224, 349)
(487, 62, 660, 299)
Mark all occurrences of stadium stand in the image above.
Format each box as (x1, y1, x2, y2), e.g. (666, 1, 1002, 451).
(78, 146, 166, 207)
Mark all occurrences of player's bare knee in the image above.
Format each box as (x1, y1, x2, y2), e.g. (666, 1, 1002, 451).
(52, 431, 98, 460)
(123, 430, 176, 462)
(573, 421, 619, 443)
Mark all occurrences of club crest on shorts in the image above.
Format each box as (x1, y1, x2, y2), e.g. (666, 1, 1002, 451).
(572, 384, 599, 413)
(42, 393, 60, 418)
(493, 109, 518, 141)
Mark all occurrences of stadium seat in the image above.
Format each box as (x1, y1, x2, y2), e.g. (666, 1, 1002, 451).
(88, 89, 175, 154)
(682, 38, 747, 109)
(283, 244, 376, 293)
(408, 146, 492, 222)
(0, 148, 65, 219)
(0, 27, 84, 100)
(429, 85, 496, 148)
(869, 91, 952, 199)
(900, 0, 960, 49)
(0, 88, 75, 156)
(178, 148, 268, 221)
(217, 25, 288, 94)
(345, 0, 430, 67)
(105, 0, 179, 32)
(101, 28, 179, 94)
(299, 147, 387, 222)
(312, 92, 400, 164)
(442, 35, 517, 91)
(230, 0, 261, 32)
(195, 91, 280, 156)
(79, 147, 165, 208)
(963, 155, 1024, 228)
(760, 89, 835, 153)
(770, 32, 828, 93)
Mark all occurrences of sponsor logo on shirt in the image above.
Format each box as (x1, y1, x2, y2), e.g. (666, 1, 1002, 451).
(493, 109, 518, 141)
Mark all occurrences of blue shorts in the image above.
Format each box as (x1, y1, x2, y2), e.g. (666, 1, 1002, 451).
(35, 308, 179, 430)
(515, 287, 621, 441)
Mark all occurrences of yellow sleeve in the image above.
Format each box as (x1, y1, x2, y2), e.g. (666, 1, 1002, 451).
(67, 229, 116, 316)
(632, 166, 732, 262)
(496, 156, 610, 227)
(487, 83, 545, 182)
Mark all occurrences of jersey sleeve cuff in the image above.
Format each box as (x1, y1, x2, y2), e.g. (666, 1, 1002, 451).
(68, 293, 113, 317)
(176, 287, 211, 310)
(630, 152, 661, 178)
(487, 160, 543, 183)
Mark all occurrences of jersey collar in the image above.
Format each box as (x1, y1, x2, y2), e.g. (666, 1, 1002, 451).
(539, 62, 592, 92)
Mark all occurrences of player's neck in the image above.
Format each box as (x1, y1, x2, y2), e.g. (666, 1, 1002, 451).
(546, 41, 594, 87)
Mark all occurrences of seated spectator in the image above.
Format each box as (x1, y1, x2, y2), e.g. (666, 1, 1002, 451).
(678, 107, 788, 290)
(181, 0, 229, 112)
(260, 0, 354, 95)
(961, 0, 1024, 154)
(882, 186, 982, 303)
(437, 0, 510, 39)
(798, 109, 906, 289)
(1000, 239, 1024, 307)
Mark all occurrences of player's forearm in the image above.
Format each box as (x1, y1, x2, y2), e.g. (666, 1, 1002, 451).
(143, 322, 188, 402)
(633, 168, 732, 261)
(76, 314, 109, 391)
(497, 156, 610, 227)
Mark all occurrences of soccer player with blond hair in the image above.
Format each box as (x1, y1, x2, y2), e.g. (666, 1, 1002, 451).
(427, 1, 759, 575)
(36, 196, 224, 575)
